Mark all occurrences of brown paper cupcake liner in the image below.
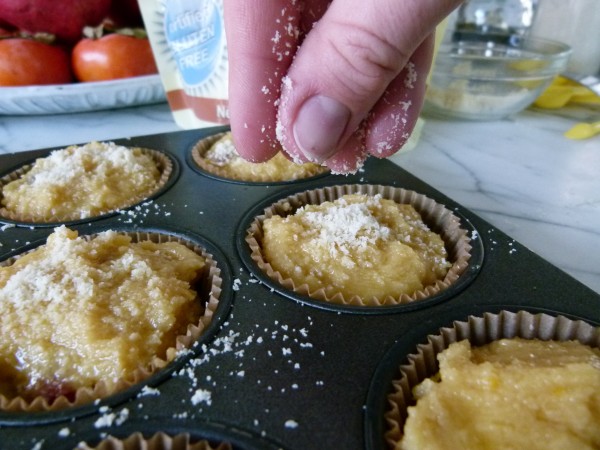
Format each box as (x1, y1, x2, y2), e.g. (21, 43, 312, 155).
(245, 184, 473, 306)
(0, 230, 222, 413)
(383, 309, 600, 447)
(77, 432, 231, 450)
(190, 131, 328, 183)
(0, 147, 173, 224)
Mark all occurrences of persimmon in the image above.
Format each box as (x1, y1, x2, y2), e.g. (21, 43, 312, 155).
(0, 38, 72, 86)
(72, 32, 158, 82)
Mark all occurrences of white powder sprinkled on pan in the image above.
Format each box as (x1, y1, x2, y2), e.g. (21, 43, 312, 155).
(285, 419, 299, 429)
(191, 389, 212, 406)
(94, 408, 129, 428)
(137, 386, 161, 397)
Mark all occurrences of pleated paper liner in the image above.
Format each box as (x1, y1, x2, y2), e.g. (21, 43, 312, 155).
(189, 131, 329, 183)
(0, 230, 224, 414)
(383, 310, 600, 448)
(0, 146, 175, 225)
(77, 432, 231, 450)
(73, 417, 284, 450)
(244, 184, 475, 307)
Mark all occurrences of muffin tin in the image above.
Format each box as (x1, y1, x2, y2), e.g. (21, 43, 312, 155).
(1, 126, 599, 449)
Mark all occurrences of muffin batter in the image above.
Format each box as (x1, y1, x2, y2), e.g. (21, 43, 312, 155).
(400, 338, 600, 449)
(199, 132, 325, 182)
(1, 141, 161, 221)
(261, 193, 451, 301)
(0, 227, 204, 403)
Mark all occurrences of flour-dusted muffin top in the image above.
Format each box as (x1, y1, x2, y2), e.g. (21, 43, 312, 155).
(0, 226, 210, 411)
(0, 141, 169, 222)
(261, 193, 452, 304)
(192, 131, 327, 182)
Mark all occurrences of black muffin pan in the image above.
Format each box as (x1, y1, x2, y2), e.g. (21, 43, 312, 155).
(1, 126, 599, 450)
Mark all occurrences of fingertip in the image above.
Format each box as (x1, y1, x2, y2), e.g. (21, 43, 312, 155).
(365, 36, 434, 158)
(230, 121, 280, 163)
(323, 132, 369, 175)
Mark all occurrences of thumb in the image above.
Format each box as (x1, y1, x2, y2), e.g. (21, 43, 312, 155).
(277, 0, 462, 164)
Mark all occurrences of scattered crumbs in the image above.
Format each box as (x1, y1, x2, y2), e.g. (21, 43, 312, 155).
(282, 347, 292, 356)
(137, 385, 161, 397)
(285, 419, 299, 429)
(31, 441, 44, 450)
(191, 389, 212, 406)
(237, 370, 245, 377)
(471, 230, 479, 240)
(233, 278, 242, 291)
(58, 427, 70, 438)
(94, 408, 129, 428)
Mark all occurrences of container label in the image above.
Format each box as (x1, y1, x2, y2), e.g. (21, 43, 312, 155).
(164, 1, 223, 88)
(139, 0, 229, 129)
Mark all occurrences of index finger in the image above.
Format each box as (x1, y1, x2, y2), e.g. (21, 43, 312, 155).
(224, 0, 302, 162)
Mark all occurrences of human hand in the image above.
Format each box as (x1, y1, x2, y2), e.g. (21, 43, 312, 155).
(224, 0, 462, 174)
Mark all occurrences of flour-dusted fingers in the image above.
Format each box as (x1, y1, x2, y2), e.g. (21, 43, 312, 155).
(276, 0, 462, 172)
(363, 35, 434, 160)
(224, 0, 303, 162)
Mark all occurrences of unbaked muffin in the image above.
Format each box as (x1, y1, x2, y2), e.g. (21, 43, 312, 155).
(246, 185, 472, 306)
(0, 141, 172, 223)
(384, 310, 600, 450)
(191, 131, 327, 182)
(0, 226, 221, 411)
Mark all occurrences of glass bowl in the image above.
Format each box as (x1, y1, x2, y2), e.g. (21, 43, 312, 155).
(423, 34, 572, 120)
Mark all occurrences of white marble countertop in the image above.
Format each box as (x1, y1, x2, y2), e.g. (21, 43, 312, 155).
(1, 101, 599, 295)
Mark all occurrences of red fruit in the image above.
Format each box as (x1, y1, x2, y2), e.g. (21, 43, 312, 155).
(72, 32, 158, 82)
(0, 38, 72, 86)
(0, 0, 112, 43)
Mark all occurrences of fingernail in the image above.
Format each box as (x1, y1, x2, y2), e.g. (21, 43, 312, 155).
(293, 95, 350, 162)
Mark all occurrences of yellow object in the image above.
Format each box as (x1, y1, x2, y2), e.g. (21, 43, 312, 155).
(400, 338, 600, 450)
(564, 120, 600, 140)
(535, 76, 600, 109)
